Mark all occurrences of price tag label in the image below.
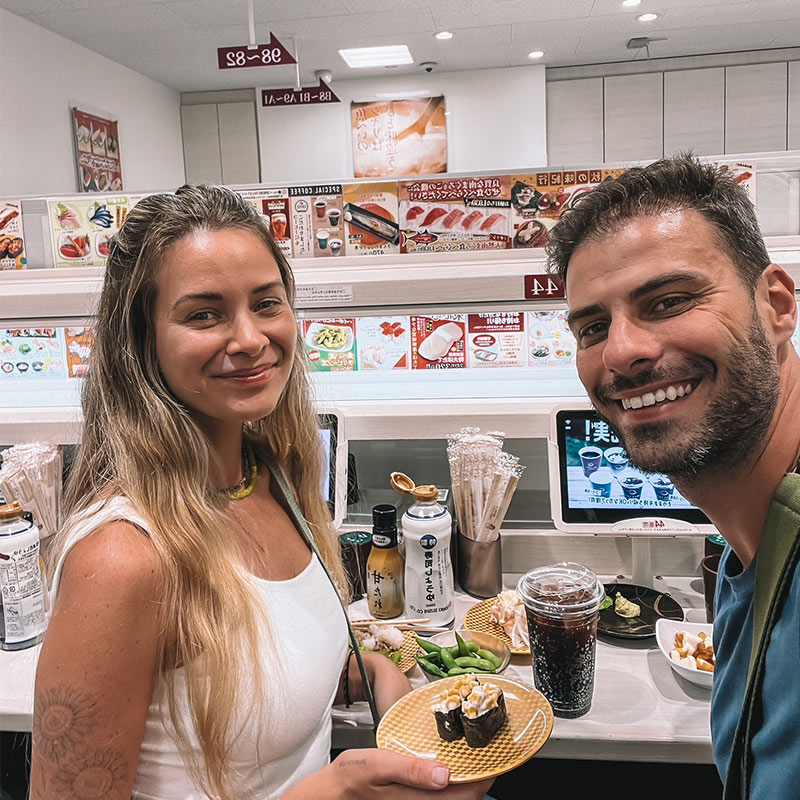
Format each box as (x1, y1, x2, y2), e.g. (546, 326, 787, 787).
(524, 274, 565, 300)
(261, 79, 340, 107)
(217, 33, 296, 70)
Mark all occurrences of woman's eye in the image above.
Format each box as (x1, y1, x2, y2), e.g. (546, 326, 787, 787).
(188, 311, 212, 322)
(255, 298, 281, 312)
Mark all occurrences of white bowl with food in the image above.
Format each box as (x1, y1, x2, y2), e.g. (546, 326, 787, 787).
(305, 321, 353, 352)
(655, 618, 714, 689)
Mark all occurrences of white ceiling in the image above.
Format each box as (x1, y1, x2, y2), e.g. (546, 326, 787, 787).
(2, 0, 800, 93)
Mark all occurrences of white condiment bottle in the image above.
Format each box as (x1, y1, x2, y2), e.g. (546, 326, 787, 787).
(0, 501, 48, 650)
(402, 485, 455, 626)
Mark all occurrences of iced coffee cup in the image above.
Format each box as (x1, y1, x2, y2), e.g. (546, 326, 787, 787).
(604, 446, 629, 473)
(517, 563, 604, 718)
(316, 230, 329, 249)
(578, 446, 603, 477)
(329, 237, 343, 256)
(328, 207, 341, 226)
(620, 474, 645, 499)
(589, 468, 613, 498)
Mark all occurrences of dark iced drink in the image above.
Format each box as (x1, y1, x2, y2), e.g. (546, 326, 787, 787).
(517, 563, 604, 718)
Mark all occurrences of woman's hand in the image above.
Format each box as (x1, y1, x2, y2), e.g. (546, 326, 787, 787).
(286, 748, 494, 799)
(337, 651, 413, 717)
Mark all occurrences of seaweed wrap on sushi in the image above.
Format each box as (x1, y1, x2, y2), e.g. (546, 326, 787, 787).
(430, 674, 479, 742)
(461, 680, 508, 748)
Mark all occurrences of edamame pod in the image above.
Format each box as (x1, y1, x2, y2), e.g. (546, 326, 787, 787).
(415, 636, 442, 655)
(476, 649, 502, 668)
(454, 655, 496, 671)
(416, 656, 448, 678)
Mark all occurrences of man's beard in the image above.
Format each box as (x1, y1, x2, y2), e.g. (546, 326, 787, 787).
(592, 313, 780, 483)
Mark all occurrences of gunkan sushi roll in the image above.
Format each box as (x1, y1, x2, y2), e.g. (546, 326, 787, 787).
(430, 674, 479, 742)
(461, 680, 508, 748)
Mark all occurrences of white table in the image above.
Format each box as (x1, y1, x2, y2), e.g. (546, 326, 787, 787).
(1, 577, 713, 764)
(334, 576, 714, 764)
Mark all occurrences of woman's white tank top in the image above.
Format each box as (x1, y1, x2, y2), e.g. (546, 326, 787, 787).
(50, 496, 348, 800)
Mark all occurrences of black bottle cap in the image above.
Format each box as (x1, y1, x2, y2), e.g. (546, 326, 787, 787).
(372, 504, 397, 531)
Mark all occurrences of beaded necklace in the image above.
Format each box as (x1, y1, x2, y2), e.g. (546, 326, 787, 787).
(221, 439, 258, 500)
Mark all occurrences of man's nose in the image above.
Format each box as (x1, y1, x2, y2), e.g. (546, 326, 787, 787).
(602, 317, 662, 376)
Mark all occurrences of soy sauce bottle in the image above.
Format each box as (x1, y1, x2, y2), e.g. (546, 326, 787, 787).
(366, 505, 405, 619)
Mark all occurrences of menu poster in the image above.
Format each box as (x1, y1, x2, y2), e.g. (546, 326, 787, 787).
(351, 96, 447, 179)
(64, 327, 95, 378)
(510, 168, 625, 250)
(238, 188, 292, 259)
(341, 182, 400, 257)
(0, 329, 66, 380)
(302, 318, 356, 371)
(355, 316, 410, 370)
(716, 161, 756, 203)
(411, 315, 467, 369)
(0, 201, 26, 270)
(398, 176, 512, 254)
(290, 184, 345, 258)
(72, 108, 122, 193)
(49, 196, 130, 267)
(527, 311, 576, 367)
(467, 313, 526, 368)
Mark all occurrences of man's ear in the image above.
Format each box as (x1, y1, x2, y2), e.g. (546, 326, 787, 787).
(758, 264, 797, 345)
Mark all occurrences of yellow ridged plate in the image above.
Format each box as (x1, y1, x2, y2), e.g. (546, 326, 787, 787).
(464, 598, 530, 655)
(376, 675, 553, 783)
(352, 629, 419, 674)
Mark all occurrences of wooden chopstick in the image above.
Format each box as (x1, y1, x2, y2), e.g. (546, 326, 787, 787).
(351, 617, 437, 627)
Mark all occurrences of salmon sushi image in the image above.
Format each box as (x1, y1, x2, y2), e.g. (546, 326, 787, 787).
(441, 209, 465, 229)
(479, 213, 505, 232)
(462, 210, 484, 230)
(421, 207, 448, 227)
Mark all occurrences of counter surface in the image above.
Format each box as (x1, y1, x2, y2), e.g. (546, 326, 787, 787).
(0, 576, 713, 763)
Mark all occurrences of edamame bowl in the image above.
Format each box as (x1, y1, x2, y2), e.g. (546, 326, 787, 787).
(416, 629, 511, 682)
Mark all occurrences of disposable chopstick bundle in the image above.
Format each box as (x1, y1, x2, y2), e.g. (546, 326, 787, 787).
(0, 442, 62, 537)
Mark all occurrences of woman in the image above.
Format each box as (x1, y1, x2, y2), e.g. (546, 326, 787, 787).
(29, 185, 493, 800)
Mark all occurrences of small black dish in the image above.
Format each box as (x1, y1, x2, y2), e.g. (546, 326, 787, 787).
(598, 582, 684, 640)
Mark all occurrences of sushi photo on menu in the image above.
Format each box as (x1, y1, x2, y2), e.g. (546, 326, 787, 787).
(398, 176, 512, 254)
(411, 315, 466, 369)
(356, 317, 410, 370)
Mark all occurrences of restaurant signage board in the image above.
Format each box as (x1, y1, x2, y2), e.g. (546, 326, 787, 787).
(218, 33, 296, 69)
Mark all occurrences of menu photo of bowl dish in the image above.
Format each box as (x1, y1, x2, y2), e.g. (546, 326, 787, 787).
(302, 318, 356, 372)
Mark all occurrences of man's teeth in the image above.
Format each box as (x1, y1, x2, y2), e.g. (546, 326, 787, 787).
(621, 383, 693, 410)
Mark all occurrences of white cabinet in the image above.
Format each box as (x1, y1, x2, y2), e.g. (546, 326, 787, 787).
(603, 73, 663, 163)
(546, 78, 604, 166)
(790, 61, 800, 151)
(180, 101, 260, 185)
(726, 63, 788, 154)
(664, 68, 725, 157)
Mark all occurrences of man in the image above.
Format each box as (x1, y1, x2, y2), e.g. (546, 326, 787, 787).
(547, 154, 800, 799)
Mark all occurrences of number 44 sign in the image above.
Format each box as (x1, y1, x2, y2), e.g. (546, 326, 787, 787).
(524, 274, 565, 300)
(217, 33, 296, 70)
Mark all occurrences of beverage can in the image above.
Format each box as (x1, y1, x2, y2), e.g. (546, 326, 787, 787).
(0, 501, 48, 650)
(402, 485, 455, 626)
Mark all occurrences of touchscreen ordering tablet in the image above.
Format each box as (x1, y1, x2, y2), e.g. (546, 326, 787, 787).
(317, 411, 347, 528)
(548, 404, 713, 534)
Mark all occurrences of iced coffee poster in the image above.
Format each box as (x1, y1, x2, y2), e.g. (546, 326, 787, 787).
(302, 318, 355, 371)
(510, 168, 625, 250)
(0, 329, 66, 380)
(72, 108, 122, 193)
(351, 97, 447, 179)
(410, 315, 466, 370)
(238, 188, 292, 259)
(715, 161, 756, 203)
(398, 176, 511, 254)
(341, 182, 400, 256)
(466, 313, 525, 368)
(290, 184, 345, 258)
(355, 316, 410, 370)
(527, 311, 576, 367)
(64, 327, 95, 378)
(562, 416, 694, 511)
(0, 201, 26, 270)
(48, 196, 129, 267)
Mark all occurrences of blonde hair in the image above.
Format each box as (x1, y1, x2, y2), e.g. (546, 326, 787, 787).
(54, 184, 346, 799)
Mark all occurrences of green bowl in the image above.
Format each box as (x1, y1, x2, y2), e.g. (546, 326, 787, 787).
(418, 629, 512, 682)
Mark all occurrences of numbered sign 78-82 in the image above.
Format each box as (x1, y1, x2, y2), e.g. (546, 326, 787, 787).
(524, 274, 565, 300)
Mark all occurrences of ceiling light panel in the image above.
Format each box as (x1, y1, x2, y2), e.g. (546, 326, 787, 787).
(339, 45, 414, 68)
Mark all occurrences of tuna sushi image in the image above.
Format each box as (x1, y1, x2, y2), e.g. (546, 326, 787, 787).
(479, 213, 505, 232)
(441, 208, 465, 229)
(405, 205, 425, 222)
(461, 679, 508, 748)
(421, 207, 448, 227)
(461, 210, 484, 230)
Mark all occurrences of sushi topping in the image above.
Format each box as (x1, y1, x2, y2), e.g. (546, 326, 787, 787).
(89, 203, 114, 228)
(462, 680, 502, 719)
(430, 674, 480, 713)
(490, 589, 530, 649)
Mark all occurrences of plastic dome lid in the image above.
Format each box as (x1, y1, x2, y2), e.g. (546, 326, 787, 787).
(516, 562, 604, 619)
